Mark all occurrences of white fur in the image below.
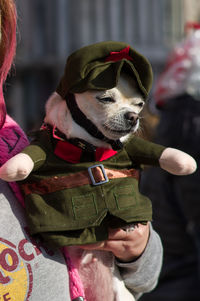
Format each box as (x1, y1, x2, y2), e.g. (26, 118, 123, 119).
(67, 247, 135, 301)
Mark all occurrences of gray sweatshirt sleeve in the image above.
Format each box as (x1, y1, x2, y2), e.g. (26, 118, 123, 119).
(116, 224, 163, 300)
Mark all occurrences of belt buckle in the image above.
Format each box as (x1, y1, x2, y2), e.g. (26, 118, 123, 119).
(88, 164, 109, 186)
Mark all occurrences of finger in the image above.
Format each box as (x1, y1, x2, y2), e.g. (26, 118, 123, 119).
(108, 228, 131, 240)
(108, 223, 149, 240)
(78, 228, 135, 249)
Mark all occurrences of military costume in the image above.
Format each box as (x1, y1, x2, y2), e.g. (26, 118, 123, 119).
(19, 126, 165, 247)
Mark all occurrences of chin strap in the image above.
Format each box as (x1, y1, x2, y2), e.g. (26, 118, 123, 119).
(65, 93, 123, 151)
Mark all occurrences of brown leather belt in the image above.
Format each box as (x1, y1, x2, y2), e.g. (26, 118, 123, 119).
(20, 165, 140, 195)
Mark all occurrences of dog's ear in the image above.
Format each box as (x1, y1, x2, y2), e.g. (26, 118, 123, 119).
(44, 92, 68, 128)
(45, 92, 64, 114)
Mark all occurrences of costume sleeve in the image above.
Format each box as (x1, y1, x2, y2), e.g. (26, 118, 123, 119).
(21, 130, 53, 171)
(125, 136, 166, 166)
(21, 144, 47, 171)
(115, 224, 163, 300)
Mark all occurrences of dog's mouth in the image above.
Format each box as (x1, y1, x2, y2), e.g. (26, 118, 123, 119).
(102, 123, 138, 139)
(101, 111, 140, 139)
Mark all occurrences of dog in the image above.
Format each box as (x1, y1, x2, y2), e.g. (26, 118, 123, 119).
(44, 72, 143, 301)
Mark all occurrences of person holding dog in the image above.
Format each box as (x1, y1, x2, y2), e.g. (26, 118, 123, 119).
(0, 1, 164, 301)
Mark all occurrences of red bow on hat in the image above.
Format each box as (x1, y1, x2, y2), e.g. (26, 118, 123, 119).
(105, 46, 133, 62)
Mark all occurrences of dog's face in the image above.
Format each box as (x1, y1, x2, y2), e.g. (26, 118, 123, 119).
(75, 73, 145, 140)
(45, 73, 145, 147)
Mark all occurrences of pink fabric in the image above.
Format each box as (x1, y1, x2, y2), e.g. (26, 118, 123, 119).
(63, 247, 86, 301)
(0, 115, 29, 206)
(0, 115, 86, 300)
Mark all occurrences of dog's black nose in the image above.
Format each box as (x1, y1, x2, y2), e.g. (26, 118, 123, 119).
(124, 112, 138, 126)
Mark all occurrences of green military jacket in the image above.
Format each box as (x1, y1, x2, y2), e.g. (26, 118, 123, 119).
(20, 127, 165, 247)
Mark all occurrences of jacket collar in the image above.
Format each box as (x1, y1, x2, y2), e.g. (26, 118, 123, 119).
(41, 123, 118, 163)
(54, 139, 118, 163)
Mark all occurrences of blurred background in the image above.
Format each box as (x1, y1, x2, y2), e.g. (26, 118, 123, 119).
(5, 0, 199, 132)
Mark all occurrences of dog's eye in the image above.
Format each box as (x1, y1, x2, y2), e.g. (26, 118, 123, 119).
(96, 96, 115, 103)
(137, 102, 144, 108)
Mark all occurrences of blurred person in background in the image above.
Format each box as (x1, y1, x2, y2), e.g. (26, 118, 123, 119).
(140, 24, 200, 301)
(0, 1, 163, 300)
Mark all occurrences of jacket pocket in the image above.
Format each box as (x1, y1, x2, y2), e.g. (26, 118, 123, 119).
(72, 193, 98, 220)
(114, 185, 138, 209)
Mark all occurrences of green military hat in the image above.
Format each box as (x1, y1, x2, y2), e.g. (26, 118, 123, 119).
(56, 41, 153, 99)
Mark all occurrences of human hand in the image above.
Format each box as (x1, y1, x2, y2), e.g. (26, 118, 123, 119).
(79, 222, 150, 263)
